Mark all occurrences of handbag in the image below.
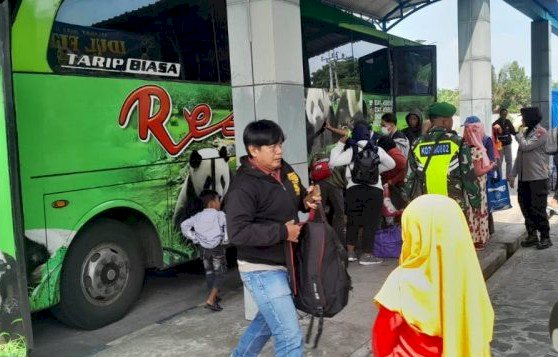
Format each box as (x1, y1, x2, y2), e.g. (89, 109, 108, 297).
(486, 177, 512, 212)
(373, 225, 402, 258)
(310, 159, 332, 182)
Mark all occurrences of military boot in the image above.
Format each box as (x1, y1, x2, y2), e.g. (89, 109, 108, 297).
(520, 233, 539, 248)
(537, 236, 553, 250)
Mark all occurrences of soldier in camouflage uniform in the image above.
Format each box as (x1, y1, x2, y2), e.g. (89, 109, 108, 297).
(405, 102, 481, 212)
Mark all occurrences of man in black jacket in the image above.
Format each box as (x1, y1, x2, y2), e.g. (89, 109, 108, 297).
(226, 120, 320, 357)
(492, 108, 516, 179)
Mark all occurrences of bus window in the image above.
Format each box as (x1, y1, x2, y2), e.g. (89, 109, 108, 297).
(48, 0, 230, 83)
(301, 18, 385, 155)
(302, 19, 382, 91)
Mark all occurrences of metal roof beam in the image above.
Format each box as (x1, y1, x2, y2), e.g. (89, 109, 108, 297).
(317, 0, 557, 34)
(380, 0, 441, 32)
(381, 0, 415, 22)
(502, 0, 558, 34)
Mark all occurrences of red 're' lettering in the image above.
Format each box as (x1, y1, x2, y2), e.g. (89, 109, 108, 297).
(119, 85, 235, 157)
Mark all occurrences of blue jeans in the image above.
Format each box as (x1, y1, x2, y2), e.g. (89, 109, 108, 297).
(232, 270, 303, 357)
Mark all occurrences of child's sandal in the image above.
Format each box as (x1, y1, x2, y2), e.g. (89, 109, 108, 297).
(204, 302, 223, 312)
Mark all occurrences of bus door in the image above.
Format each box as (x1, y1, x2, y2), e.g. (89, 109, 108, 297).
(0, 0, 34, 353)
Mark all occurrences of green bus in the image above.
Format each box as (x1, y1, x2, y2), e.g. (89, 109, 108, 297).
(10, 0, 236, 331)
(1, 0, 434, 344)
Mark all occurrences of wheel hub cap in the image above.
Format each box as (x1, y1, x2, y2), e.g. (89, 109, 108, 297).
(81, 244, 130, 306)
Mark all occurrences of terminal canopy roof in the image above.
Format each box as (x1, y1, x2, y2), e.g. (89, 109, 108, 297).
(321, 0, 558, 34)
(505, 0, 558, 34)
(301, 0, 419, 48)
(320, 0, 440, 31)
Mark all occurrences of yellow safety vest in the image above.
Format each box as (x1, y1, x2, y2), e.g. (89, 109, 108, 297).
(413, 139, 460, 196)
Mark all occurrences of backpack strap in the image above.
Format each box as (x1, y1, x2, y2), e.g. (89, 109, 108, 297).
(356, 139, 374, 150)
(305, 309, 325, 349)
(351, 139, 374, 161)
(305, 314, 315, 344)
(313, 314, 324, 349)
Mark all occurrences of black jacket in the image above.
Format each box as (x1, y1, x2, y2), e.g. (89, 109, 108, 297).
(401, 111, 423, 145)
(492, 117, 517, 146)
(224, 156, 307, 266)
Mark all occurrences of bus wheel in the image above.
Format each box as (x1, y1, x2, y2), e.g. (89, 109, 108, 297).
(52, 219, 145, 329)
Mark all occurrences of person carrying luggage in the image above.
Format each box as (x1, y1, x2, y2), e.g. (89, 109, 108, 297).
(225, 120, 321, 357)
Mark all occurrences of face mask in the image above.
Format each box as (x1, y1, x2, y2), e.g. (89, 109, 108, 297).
(381, 127, 390, 135)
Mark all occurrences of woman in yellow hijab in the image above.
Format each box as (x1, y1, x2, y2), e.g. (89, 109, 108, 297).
(372, 194, 494, 356)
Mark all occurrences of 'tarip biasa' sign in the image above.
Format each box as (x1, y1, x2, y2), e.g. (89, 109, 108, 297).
(63, 53, 180, 78)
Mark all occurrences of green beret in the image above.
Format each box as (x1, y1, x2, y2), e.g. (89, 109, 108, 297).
(428, 102, 456, 118)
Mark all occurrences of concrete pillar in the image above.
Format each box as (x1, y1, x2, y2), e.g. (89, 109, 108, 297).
(531, 20, 552, 128)
(226, 0, 307, 321)
(226, 0, 308, 184)
(458, 0, 493, 133)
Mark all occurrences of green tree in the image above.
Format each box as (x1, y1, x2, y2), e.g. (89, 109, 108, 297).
(491, 65, 498, 93)
(553, 80, 558, 90)
(310, 59, 360, 89)
(437, 88, 459, 113)
(492, 61, 531, 112)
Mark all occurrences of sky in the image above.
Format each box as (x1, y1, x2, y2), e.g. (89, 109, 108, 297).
(388, 0, 558, 89)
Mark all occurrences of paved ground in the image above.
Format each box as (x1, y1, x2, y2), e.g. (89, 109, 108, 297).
(30, 191, 558, 356)
(488, 229, 558, 357)
(30, 261, 243, 356)
(92, 260, 398, 357)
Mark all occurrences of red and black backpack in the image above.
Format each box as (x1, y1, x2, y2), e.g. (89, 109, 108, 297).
(286, 205, 351, 348)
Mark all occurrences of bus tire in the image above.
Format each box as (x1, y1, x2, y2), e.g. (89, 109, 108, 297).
(52, 219, 145, 329)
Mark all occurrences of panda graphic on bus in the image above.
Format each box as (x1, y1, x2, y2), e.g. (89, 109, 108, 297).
(118, 84, 235, 264)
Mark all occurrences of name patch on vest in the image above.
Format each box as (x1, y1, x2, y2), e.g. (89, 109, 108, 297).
(419, 143, 451, 157)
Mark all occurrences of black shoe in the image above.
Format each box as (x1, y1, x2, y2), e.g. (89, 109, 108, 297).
(215, 296, 222, 303)
(521, 235, 539, 248)
(537, 238, 553, 250)
(204, 302, 223, 312)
